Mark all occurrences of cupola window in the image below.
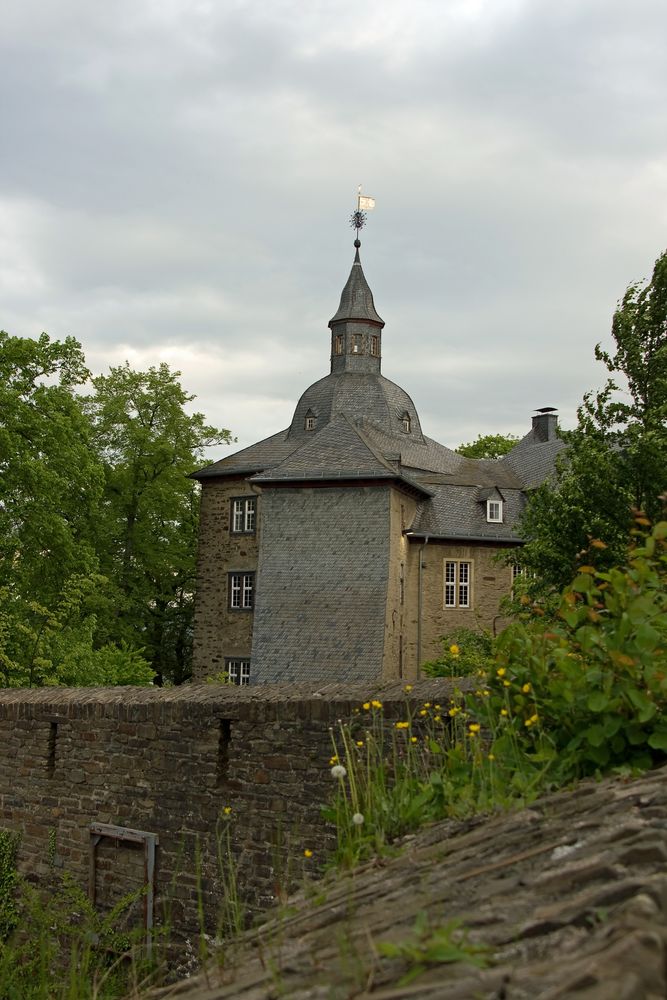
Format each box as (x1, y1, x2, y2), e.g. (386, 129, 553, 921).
(351, 334, 362, 354)
(370, 335, 379, 357)
(334, 334, 343, 355)
(401, 412, 411, 434)
(304, 410, 316, 431)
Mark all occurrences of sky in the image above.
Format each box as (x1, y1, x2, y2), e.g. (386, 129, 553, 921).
(2, 0, 667, 458)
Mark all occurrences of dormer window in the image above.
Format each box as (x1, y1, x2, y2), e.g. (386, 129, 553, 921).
(304, 410, 316, 431)
(487, 499, 503, 523)
(401, 412, 411, 434)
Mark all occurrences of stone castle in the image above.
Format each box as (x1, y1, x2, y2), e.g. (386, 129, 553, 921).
(191, 238, 564, 685)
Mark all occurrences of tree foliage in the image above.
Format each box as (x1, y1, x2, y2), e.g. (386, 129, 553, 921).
(456, 433, 519, 459)
(519, 249, 667, 589)
(85, 363, 232, 685)
(0, 334, 231, 687)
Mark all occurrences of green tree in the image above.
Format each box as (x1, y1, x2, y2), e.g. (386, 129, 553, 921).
(85, 363, 232, 684)
(456, 433, 519, 459)
(519, 249, 667, 590)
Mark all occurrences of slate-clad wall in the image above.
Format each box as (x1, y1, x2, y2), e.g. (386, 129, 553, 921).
(251, 485, 391, 683)
(192, 476, 259, 682)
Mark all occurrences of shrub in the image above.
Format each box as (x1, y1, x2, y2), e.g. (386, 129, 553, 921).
(422, 628, 494, 678)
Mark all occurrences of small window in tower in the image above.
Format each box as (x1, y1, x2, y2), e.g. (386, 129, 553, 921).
(334, 334, 343, 355)
(401, 412, 411, 434)
(370, 335, 379, 356)
(352, 334, 362, 354)
(305, 414, 316, 431)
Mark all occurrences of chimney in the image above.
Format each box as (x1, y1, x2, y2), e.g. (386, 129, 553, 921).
(532, 407, 558, 442)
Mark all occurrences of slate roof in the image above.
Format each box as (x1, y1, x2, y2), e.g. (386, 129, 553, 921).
(192, 246, 566, 538)
(503, 426, 568, 489)
(328, 247, 384, 327)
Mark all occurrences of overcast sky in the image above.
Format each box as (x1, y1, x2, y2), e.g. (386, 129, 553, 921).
(2, 0, 667, 458)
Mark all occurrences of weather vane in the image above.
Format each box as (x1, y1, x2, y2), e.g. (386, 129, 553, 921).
(350, 186, 375, 245)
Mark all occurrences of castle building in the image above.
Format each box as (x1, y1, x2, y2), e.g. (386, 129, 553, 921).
(191, 241, 564, 684)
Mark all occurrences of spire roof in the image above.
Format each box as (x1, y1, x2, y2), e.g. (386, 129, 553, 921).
(328, 245, 384, 328)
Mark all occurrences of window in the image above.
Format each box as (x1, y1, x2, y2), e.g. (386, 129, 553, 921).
(444, 560, 471, 608)
(231, 497, 256, 534)
(229, 572, 255, 610)
(401, 412, 411, 434)
(370, 335, 379, 357)
(334, 334, 343, 355)
(487, 499, 503, 523)
(351, 334, 362, 354)
(225, 659, 250, 685)
(304, 410, 316, 431)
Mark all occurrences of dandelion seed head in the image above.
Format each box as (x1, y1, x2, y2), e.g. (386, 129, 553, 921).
(331, 764, 347, 779)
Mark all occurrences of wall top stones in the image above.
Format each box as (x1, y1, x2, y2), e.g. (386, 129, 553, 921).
(0, 679, 467, 722)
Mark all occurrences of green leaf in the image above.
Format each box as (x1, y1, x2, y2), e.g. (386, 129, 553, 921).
(587, 692, 609, 712)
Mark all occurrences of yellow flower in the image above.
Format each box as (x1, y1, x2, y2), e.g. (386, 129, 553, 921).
(488, 754, 495, 761)
(503, 680, 511, 688)
(371, 699, 383, 709)
(362, 702, 371, 711)
(449, 644, 460, 656)
(410, 736, 418, 744)
(329, 755, 338, 765)
(435, 704, 441, 710)
(223, 806, 232, 815)
(434, 715, 441, 722)
(395, 721, 409, 729)
(522, 683, 531, 694)
(500, 709, 508, 717)
(468, 723, 481, 734)
(419, 709, 428, 717)
(423, 702, 431, 708)
(304, 849, 313, 859)
(356, 740, 364, 747)
(496, 667, 506, 677)
(481, 689, 490, 697)
(530, 713, 539, 724)
(448, 706, 460, 717)
(404, 684, 413, 692)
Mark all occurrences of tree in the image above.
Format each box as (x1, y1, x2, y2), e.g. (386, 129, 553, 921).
(518, 249, 667, 589)
(456, 433, 519, 459)
(85, 363, 232, 684)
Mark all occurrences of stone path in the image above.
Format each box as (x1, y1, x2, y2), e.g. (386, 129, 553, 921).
(154, 764, 667, 999)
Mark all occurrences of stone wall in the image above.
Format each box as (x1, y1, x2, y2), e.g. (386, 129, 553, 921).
(0, 682, 453, 953)
(192, 476, 259, 681)
(404, 539, 516, 670)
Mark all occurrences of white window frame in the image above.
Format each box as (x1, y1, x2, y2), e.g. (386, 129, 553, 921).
(444, 560, 472, 609)
(226, 658, 250, 685)
(487, 499, 503, 523)
(231, 497, 256, 534)
(351, 334, 362, 354)
(304, 413, 316, 431)
(229, 572, 254, 610)
(401, 412, 411, 434)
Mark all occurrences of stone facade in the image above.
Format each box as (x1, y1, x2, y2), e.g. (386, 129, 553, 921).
(193, 476, 259, 680)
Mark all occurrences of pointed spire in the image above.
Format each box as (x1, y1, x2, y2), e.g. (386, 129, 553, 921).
(328, 242, 384, 329)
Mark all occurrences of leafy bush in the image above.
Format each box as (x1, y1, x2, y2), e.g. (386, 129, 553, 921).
(486, 518, 667, 780)
(422, 628, 494, 678)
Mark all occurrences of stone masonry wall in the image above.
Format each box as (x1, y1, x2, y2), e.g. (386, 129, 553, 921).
(0, 682, 454, 956)
(405, 540, 516, 671)
(192, 476, 259, 682)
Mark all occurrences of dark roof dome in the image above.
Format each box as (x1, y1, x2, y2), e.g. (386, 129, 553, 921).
(287, 370, 424, 443)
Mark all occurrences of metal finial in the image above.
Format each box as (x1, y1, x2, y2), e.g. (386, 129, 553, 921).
(350, 209, 367, 232)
